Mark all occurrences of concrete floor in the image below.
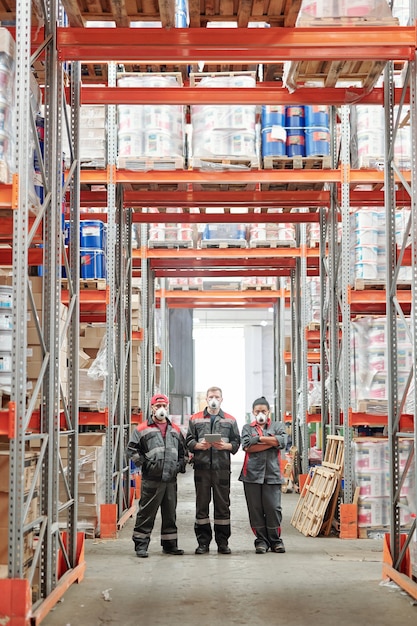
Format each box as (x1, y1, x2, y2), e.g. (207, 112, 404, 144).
(42, 458, 417, 626)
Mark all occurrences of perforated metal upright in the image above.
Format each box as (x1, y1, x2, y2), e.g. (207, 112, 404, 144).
(104, 62, 133, 523)
(1, 0, 84, 615)
(383, 12, 417, 584)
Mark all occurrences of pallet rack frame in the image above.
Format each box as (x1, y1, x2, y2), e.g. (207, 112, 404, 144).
(0, 8, 416, 621)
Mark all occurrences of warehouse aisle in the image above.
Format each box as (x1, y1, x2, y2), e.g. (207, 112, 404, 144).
(42, 461, 417, 626)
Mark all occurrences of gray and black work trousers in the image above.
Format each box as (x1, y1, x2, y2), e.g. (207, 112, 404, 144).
(243, 481, 282, 549)
(132, 478, 179, 552)
(193, 468, 231, 548)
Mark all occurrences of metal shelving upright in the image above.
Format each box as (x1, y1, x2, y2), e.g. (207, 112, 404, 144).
(0, 0, 85, 620)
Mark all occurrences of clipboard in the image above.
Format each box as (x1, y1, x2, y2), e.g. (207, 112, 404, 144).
(204, 433, 222, 443)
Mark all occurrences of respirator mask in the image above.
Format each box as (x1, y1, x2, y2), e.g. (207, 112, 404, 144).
(255, 412, 268, 425)
(154, 407, 168, 421)
(209, 399, 220, 411)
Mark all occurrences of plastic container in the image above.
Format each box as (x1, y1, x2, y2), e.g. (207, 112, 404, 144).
(305, 127, 330, 157)
(0, 329, 12, 351)
(304, 105, 329, 128)
(285, 106, 305, 128)
(0, 285, 12, 309)
(286, 129, 305, 157)
(261, 105, 285, 128)
(80, 249, 106, 279)
(80, 220, 106, 250)
(0, 311, 12, 330)
(261, 126, 286, 157)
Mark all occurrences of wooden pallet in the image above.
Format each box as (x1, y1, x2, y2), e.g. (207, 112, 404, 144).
(241, 284, 276, 291)
(200, 240, 248, 249)
(323, 435, 345, 473)
(190, 156, 259, 171)
(61, 278, 107, 290)
(285, 57, 387, 91)
(353, 278, 411, 290)
(263, 155, 331, 171)
(148, 240, 193, 249)
(249, 239, 296, 249)
(60, 0, 301, 28)
(191, 182, 258, 192)
(189, 70, 257, 87)
(355, 400, 389, 416)
(291, 466, 341, 537)
(117, 155, 185, 171)
(291, 435, 344, 537)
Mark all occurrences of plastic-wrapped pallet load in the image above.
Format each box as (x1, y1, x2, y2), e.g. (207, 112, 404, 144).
(353, 438, 415, 534)
(201, 223, 247, 248)
(190, 73, 258, 168)
(350, 316, 413, 415)
(296, 0, 398, 25)
(284, 0, 398, 92)
(117, 74, 185, 170)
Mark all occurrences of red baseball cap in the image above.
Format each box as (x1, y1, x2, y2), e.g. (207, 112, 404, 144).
(150, 393, 169, 406)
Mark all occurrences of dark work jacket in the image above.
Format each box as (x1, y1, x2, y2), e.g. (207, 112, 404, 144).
(239, 419, 286, 484)
(127, 417, 187, 482)
(186, 408, 241, 471)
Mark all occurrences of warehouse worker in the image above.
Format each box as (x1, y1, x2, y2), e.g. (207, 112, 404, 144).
(239, 396, 287, 554)
(186, 386, 241, 555)
(127, 393, 187, 558)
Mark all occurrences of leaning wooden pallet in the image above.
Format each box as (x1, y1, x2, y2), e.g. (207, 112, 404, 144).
(290, 435, 345, 537)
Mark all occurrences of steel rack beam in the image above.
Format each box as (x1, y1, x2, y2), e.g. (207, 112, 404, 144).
(80, 85, 410, 107)
(57, 27, 416, 63)
(78, 167, 412, 186)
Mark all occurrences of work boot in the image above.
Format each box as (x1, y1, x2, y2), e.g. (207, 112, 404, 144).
(217, 544, 231, 554)
(136, 549, 149, 558)
(163, 547, 184, 555)
(272, 539, 286, 553)
(195, 545, 209, 554)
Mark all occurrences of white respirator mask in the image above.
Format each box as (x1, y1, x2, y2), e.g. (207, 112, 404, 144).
(256, 412, 268, 425)
(154, 407, 168, 421)
(209, 399, 220, 410)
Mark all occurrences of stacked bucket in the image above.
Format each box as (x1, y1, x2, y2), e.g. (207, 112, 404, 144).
(260, 104, 330, 160)
(80, 220, 107, 280)
(0, 282, 13, 393)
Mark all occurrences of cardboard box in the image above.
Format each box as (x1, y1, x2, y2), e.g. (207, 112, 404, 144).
(0, 451, 39, 492)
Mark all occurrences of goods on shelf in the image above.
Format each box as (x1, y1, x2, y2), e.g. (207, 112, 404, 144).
(200, 223, 247, 248)
(59, 433, 106, 536)
(240, 277, 277, 290)
(0, 282, 12, 394)
(353, 438, 415, 532)
(79, 105, 107, 168)
(167, 277, 203, 290)
(350, 207, 412, 285)
(249, 222, 296, 247)
(260, 105, 286, 158)
(351, 316, 412, 414)
(304, 105, 330, 157)
(306, 277, 320, 323)
(351, 105, 411, 170)
(284, 1, 398, 91)
(296, 0, 398, 26)
(0, 449, 39, 569)
(117, 73, 185, 170)
(189, 73, 258, 168)
(260, 104, 330, 164)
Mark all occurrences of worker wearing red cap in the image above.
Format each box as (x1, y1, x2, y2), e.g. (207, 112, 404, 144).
(127, 393, 188, 558)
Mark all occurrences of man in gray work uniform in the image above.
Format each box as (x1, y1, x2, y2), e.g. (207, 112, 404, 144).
(186, 386, 241, 555)
(127, 393, 187, 558)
